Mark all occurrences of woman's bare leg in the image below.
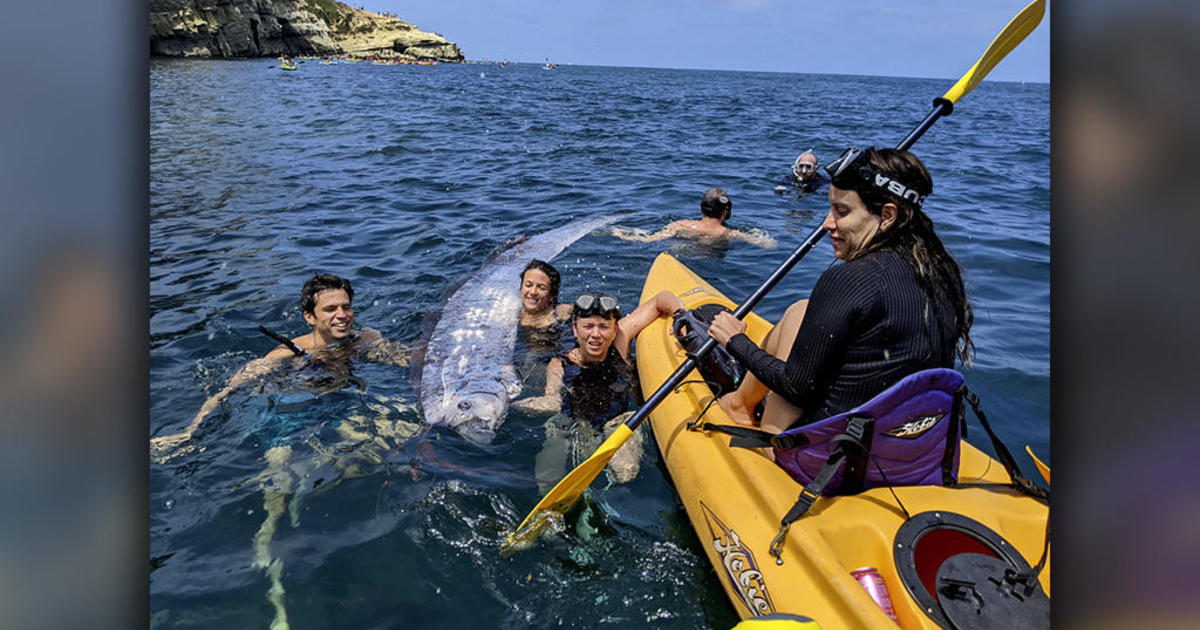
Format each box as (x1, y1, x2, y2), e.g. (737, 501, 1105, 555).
(718, 300, 809, 427)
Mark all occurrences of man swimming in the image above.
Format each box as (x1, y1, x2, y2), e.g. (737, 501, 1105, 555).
(150, 273, 407, 456)
(611, 187, 776, 248)
(151, 273, 412, 630)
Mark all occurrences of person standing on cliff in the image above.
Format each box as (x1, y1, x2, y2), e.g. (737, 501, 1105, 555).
(611, 188, 776, 248)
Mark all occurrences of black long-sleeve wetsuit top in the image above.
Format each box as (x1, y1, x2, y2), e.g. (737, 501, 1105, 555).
(726, 247, 958, 425)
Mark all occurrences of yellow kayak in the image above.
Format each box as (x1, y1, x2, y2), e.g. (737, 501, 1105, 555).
(634, 252, 1049, 629)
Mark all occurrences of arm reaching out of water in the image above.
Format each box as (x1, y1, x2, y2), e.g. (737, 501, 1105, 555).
(614, 290, 686, 360)
(150, 349, 291, 458)
(728, 227, 777, 249)
(613, 222, 775, 249)
(512, 357, 565, 416)
(611, 224, 682, 243)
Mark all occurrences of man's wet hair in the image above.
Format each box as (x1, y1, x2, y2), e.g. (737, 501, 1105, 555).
(700, 187, 732, 220)
(301, 274, 354, 314)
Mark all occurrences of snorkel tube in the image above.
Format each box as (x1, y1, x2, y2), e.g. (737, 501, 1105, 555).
(258, 325, 309, 358)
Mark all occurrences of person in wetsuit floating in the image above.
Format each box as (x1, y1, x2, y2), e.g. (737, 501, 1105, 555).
(775, 150, 829, 195)
(708, 147, 974, 447)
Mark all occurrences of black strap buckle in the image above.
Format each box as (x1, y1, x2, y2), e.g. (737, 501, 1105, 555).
(844, 414, 870, 442)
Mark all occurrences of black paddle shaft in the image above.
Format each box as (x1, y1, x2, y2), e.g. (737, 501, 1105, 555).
(622, 97, 955, 433)
(898, 98, 953, 152)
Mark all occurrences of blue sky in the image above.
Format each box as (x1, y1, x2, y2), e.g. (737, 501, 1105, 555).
(371, 0, 1049, 82)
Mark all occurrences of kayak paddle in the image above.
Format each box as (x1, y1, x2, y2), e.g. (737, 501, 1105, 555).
(1026, 444, 1051, 485)
(503, 0, 1047, 553)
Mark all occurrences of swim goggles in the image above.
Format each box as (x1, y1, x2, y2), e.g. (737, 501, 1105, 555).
(573, 292, 621, 319)
(825, 147, 927, 208)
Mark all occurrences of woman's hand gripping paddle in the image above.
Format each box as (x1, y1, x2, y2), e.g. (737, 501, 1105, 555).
(503, 0, 1047, 553)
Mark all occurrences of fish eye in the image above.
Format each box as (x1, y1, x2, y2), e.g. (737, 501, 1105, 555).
(457, 400, 472, 411)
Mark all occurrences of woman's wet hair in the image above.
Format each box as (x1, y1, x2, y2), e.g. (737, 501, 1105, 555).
(301, 273, 354, 314)
(521, 259, 561, 306)
(858, 147, 975, 365)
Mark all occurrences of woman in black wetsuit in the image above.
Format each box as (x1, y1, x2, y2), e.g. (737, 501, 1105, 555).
(514, 289, 684, 493)
(708, 147, 974, 440)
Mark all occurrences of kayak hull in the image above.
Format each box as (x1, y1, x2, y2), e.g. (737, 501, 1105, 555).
(634, 252, 1049, 628)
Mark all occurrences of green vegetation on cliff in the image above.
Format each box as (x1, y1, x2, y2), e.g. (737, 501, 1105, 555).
(305, 0, 344, 27)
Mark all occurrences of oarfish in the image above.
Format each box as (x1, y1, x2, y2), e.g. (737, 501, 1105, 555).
(419, 216, 614, 444)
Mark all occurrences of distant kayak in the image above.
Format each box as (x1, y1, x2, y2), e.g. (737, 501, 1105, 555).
(280, 62, 297, 71)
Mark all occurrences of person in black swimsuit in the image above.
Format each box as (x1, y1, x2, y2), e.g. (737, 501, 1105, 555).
(515, 289, 683, 492)
(709, 147, 974, 442)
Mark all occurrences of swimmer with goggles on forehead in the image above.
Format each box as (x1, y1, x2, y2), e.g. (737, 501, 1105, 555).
(514, 288, 684, 414)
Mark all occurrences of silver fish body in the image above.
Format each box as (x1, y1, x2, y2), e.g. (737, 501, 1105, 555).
(419, 216, 613, 443)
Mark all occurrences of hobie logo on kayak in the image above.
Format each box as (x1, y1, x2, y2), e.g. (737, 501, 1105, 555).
(699, 501, 775, 616)
(883, 413, 944, 439)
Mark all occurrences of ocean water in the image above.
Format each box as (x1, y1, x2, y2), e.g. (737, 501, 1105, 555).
(149, 59, 1049, 628)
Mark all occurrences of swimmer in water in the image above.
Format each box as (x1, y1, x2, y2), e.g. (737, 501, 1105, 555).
(152, 273, 412, 630)
(150, 273, 408, 456)
(611, 188, 776, 248)
(519, 259, 572, 330)
(514, 289, 683, 493)
(774, 149, 829, 195)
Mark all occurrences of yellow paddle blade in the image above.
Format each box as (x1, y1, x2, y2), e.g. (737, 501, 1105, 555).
(942, 0, 1046, 105)
(501, 424, 635, 554)
(1025, 444, 1050, 485)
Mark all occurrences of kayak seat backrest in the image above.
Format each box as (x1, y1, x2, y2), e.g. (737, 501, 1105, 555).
(774, 368, 964, 494)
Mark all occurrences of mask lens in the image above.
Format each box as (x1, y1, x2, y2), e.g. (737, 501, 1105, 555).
(573, 293, 619, 318)
(826, 147, 864, 184)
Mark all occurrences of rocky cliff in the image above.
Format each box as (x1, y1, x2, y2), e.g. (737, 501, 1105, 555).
(149, 0, 465, 61)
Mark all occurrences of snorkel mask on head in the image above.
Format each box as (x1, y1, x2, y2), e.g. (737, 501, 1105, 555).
(826, 147, 928, 208)
(573, 292, 621, 320)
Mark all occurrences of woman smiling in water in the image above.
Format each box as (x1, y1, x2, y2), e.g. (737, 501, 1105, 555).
(518, 259, 572, 329)
(516, 259, 574, 366)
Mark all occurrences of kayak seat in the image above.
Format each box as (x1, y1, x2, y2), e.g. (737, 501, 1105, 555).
(698, 368, 1048, 565)
(711, 368, 966, 496)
